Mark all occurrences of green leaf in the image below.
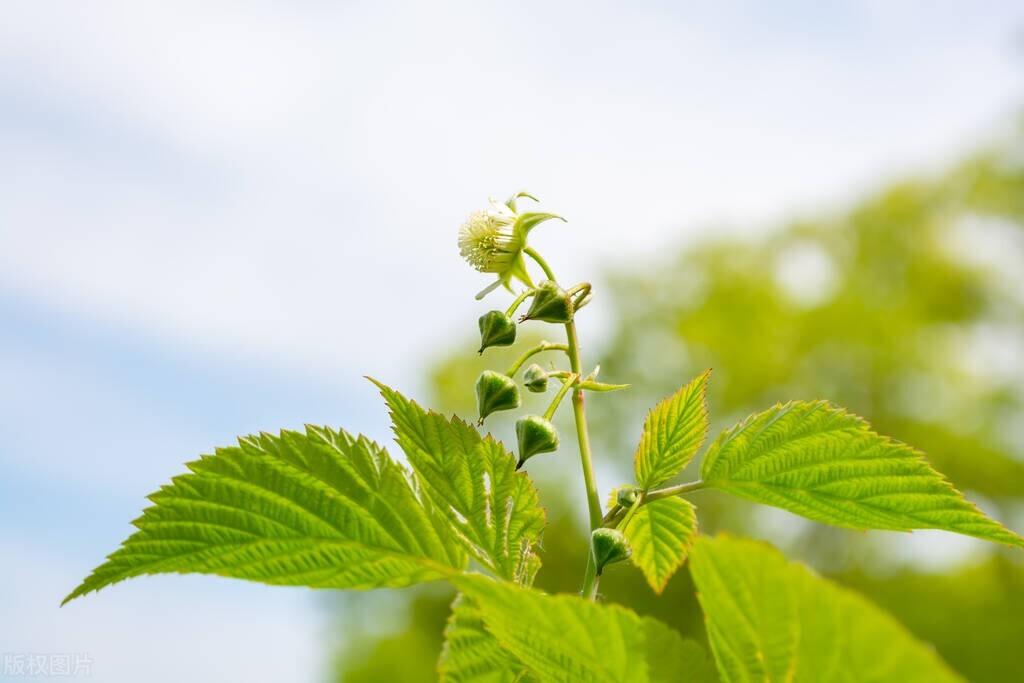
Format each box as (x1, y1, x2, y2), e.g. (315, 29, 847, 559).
(64, 428, 466, 605)
(644, 616, 720, 683)
(690, 535, 964, 682)
(634, 370, 711, 489)
(623, 497, 698, 594)
(373, 380, 547, 582)
(454, 573, 717, 683)
(439, 594, 534, 683)
(700, 401, 1024, 547)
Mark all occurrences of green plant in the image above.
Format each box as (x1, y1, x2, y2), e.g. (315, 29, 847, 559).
(65, 192, 1024, 682)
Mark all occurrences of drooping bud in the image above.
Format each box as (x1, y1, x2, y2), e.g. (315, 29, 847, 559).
(522, 363, 549, 393)
(591, 528, 631, 575)
(477, 310, 516, 353)
(476, 370, 520, 423)
(522, 280, 573, 324)
(615, 485, 642, 508)
(515, 415, 559, 468)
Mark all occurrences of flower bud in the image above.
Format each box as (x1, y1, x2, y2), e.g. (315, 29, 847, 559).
(615, 485, 642, 508)
(476, 370, 521, 423)
(477, 310, 516, 353)
(515, 415, 559, 468)
(591, 528, 631, 575)
(522, 363, 549, 393)
(522, 280, 573, 324)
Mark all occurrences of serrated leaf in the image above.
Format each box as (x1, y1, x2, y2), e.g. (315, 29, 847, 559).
(634, 370, 711, 489)
(439, 594, 534, 683)
(373, 380, 547, 582)
(690, 535, 964, 682)
(64, 428, 466, 604)
(700, 401, 1024, 547)
(454, 573, 717, 683)
(623, 497, 698, 593)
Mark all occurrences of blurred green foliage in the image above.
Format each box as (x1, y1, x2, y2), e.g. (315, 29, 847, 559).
(332, 128, 1024, 682)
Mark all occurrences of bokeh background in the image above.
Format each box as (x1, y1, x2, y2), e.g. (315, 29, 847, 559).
(3, 2, 1023, 681)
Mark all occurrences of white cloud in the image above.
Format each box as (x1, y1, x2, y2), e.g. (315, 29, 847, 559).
(2, 1, 1021, 383)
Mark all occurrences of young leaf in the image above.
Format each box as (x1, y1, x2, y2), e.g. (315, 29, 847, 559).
(373, 380, 547, 582)
(700, 401, 1024, 547)
(634, 370, 710, 489)
(622, 497, 698, 593)
(690, 535, 965, 682)
(64, 428, 466, 605)
(454, 573, 717, 683)
(439, 594, 534, 683)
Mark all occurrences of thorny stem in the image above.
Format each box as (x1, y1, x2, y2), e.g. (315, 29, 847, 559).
(566, 319, 604, 600)
(524, 245, 604, 600)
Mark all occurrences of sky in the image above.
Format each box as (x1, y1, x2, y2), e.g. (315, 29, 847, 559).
(2, 2, 1023, 681)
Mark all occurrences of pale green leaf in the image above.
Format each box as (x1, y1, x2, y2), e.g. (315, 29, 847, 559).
(454, 573, 716, 683)
(64, 428, 466, 604)
(635, 370, 711, 489)
(374, 380, 546, 582)
(700, 401, 1024, 547)
(439, 594, 534, 683)
(623, 497, 698, 594)
(644, 616, 720, 683)
(690, 535, 964, 683)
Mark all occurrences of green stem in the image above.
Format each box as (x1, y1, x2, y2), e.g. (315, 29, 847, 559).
(523, 244, 603, 600)
(643, 479, 706, 503)
(524, 246, 557, 281)
(567, 319, 604, 600)
(505, 341, 569, 377)
(505, 289, 534, 317)
(543, 373, 577, 420)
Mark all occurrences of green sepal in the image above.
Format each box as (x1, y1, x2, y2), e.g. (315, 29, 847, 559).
(504, 190, 539, 213)
(522, 280, 574, 323)
(478, 310, 517, 353)
(578, 380, 630, 392)
(515, 415, 560, 468)
(591, 528, 631, 575)
(476, 370, 521, 423)
(523, 363, 549, 393)
(513, 212, 565, 240)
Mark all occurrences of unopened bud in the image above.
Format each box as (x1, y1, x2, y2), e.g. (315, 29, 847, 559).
(522, 364, 549, 393)
(478, 310, 517, 353)
(522, 280, 573, 324)
(515, 415, 559, 468)
(591, 528, 631, 575)
(476, 370, 520, 423)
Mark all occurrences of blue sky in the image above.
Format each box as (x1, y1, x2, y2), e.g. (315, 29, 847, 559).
(2, 2, 1023, 680)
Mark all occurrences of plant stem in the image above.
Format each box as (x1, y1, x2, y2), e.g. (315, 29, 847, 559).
(643, 479, 706, 502)
(524, 246, 557, 281)
(566, 320, 604, 599)
(505, 341, 570, 377)
(505, 289, 534, 317)
(524, 245, 604, 599)
(543, 373, 578, 420)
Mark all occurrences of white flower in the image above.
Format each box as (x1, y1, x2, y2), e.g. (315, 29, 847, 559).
(458, 201, 521, 274)
(457, 192, 565, 298)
